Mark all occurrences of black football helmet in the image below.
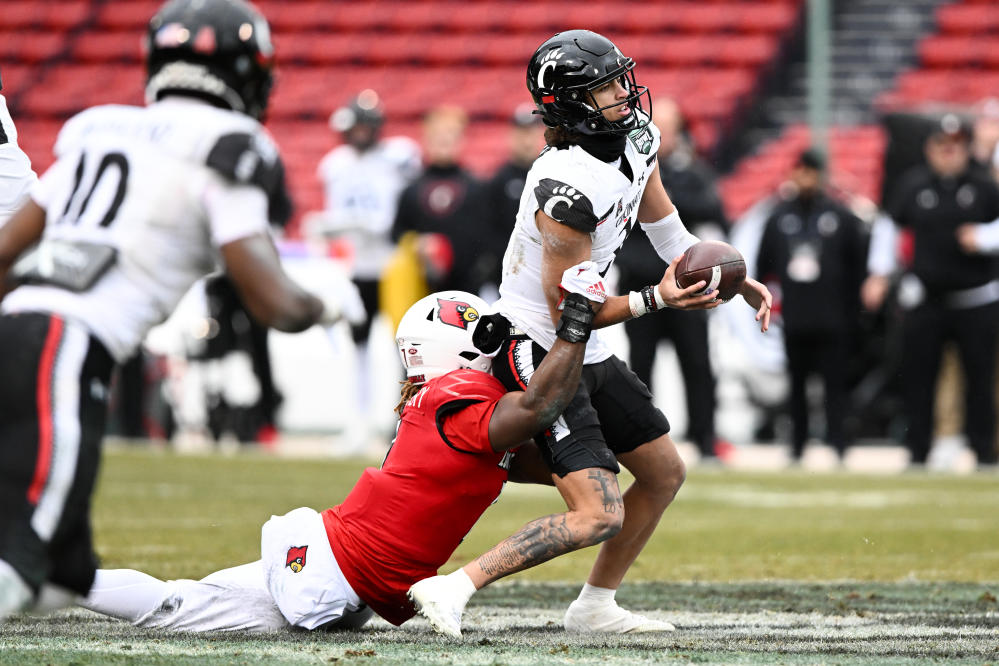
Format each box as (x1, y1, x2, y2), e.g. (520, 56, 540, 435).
(145, 0, 275, 120)
(330, 89, 385, 133)
(527, 30, 650, 136)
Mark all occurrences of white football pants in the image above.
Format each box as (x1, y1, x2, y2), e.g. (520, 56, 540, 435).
(81, 507, 370, 632)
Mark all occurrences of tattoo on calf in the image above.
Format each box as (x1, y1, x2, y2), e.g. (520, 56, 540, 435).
(588, 469, 622, 514)
(475, 514, 578, 577)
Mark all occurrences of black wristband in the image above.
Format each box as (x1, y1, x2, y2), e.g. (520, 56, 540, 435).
(555, 292, 595, 343)
(640, 285, 659, 313)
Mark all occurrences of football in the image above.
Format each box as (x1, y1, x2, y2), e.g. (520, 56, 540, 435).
(674, 240, 747, 302)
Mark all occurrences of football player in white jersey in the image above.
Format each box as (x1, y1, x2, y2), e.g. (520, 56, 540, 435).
(0, 72, 38, 226)
(0, 0, 347, 622)
(310, 90, 421, 428)
(409, 30, 772, 636)
(313, 89, 421, 340)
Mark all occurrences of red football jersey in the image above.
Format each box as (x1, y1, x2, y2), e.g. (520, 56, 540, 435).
(322, 368, 510, 626)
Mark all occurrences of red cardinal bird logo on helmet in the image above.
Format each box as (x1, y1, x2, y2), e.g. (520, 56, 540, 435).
(285, 545, 308, 573)
(437, 298, 479, 330)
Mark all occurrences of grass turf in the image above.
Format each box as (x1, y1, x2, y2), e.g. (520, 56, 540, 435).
(2, 447, 997, 664)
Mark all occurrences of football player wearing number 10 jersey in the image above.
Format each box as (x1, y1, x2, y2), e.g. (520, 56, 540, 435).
(0, 0, 351, 621)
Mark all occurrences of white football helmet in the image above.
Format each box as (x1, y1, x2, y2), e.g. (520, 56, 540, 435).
(396, 291, 497, 383)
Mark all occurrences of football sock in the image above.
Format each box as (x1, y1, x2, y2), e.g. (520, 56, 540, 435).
(80, 569, 170, 623)
(575, 583, 617, 607)
(445, 568, 477, 603)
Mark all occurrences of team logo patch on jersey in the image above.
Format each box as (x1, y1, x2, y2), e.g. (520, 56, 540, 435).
(286, 545, 308, 573)
(628, 125, 654, 155)
(535, 179, 598, 232)
(437, 299, 479, 330)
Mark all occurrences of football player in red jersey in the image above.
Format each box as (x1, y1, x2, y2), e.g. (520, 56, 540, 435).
(75, 263, 606, 632)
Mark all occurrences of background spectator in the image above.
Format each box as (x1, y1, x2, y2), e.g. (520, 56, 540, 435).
(616, 97, 731, 461)
(863, 114, 999, 467)
(312, 89, 421, 345)
(391, 106, 491, 295)
(482, 104, 545, 296)
(756, 148, 867, 463)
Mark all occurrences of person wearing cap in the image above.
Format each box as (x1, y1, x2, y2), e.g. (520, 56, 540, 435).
(757, 148, 867, 463)
(615, 97, 731, 463)
(863, 113, 999, 466)
(482, 104, 546, 293)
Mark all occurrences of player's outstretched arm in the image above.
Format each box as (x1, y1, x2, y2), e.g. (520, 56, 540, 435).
(0, 199, 46, 301)
(487, 263, 606, 452)
(221, 233, 326, 332)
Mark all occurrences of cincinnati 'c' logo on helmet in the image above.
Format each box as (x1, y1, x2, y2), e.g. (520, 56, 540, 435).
(437, 298, 479, 330)
(285, 545, 308, 573)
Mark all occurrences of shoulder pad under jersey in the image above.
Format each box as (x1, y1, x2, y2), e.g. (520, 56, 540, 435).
(206, 131, 292, 227)
(430, 368, 506, 405)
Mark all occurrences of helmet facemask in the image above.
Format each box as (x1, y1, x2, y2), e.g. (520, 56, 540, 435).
(571, 65, 651, 136)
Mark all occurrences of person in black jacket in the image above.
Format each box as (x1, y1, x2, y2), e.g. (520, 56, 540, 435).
(863, 114, 999, 466)
(616, 98, 730, 461)
(757, 149, 867, 462)
(391, 106, 491, 296)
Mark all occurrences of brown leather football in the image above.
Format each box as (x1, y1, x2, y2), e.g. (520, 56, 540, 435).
(674, 240, 747, 301)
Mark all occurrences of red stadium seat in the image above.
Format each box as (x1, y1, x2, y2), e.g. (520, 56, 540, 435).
(73, 33, 145, 63)
(94, 1, 161, 30)
(0, 32, 66, 64)
(0, 1, 91, 31)
(935, 4, 999, 35)
(5, 0, 805, 232)
(919, 36, 986, 68)
(734, 4, 800, 34)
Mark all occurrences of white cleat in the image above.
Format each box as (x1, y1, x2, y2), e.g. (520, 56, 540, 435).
(0, 562, 33, 623)
(564, 599, 676, 634)
(407, 576, 465, 639)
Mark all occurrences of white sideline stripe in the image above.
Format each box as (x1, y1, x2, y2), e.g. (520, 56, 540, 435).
(31, 322, 88, 541)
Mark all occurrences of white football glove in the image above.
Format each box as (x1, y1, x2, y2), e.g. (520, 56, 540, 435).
(558, 260, 608, 307)
(318, 280, 367, 327)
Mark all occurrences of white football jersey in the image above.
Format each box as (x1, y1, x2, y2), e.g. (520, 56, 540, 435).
(316, 136, 421, 280)
(2, 98, 284, 362)
(0, 95, 38, 223)
(496, 111, 661, 363)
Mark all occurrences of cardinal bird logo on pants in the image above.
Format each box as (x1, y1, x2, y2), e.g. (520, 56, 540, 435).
(437, 298, 479, 329)
(286, 545, 308, 573)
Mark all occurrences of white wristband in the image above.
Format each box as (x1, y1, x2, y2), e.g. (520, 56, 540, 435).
(652, 284, 667, 310)
(628, 290, 648, 318)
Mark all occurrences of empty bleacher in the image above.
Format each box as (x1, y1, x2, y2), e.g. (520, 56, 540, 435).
(3, 0, 803, 230)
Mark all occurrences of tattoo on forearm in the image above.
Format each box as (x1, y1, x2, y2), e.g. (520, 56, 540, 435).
(588, 469, 623, 514)
(475, 514, 579, 578)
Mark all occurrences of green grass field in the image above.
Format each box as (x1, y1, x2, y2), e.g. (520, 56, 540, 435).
(2, 446, 998, 664)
